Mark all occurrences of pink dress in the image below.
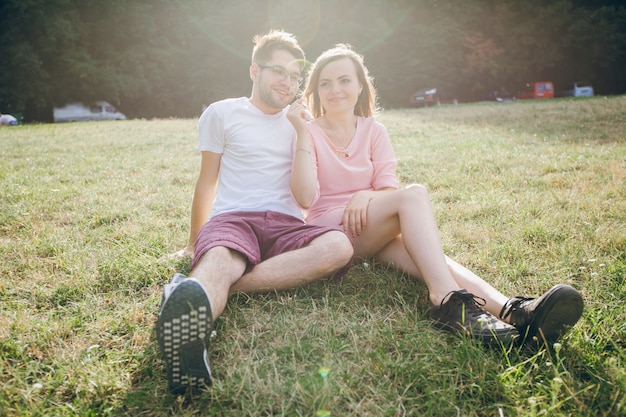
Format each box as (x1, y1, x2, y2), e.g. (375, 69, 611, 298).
(302, 117, 399, 227)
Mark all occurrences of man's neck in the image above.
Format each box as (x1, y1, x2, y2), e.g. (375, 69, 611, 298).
(249, 96, 283, 115)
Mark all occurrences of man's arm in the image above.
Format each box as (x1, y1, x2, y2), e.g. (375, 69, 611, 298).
(180, 151, 221, 256)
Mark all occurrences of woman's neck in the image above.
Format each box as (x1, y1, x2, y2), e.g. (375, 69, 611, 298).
(318, 111, 358, 158)
(321, 112, 356, 130)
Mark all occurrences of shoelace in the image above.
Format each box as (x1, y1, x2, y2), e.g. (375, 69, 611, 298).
(443, 291, 489, 317)
(499, 296, 533, 321)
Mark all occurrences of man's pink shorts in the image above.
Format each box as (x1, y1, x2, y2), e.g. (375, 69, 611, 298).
(192, 211, 350, 273)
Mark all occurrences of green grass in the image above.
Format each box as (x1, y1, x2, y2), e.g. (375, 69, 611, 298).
(1, 96, 625, 416)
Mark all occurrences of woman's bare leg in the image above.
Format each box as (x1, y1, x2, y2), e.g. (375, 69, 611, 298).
(373, 238, 509, 317)
(445, 257, 509, 317)
(354, 184, 511, 314)
(354, 184, 461, 305)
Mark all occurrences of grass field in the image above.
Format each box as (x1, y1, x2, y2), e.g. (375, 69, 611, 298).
(1, 96, 624, 416)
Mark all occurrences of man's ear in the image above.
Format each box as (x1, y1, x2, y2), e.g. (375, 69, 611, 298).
(250, 63, 258, 82)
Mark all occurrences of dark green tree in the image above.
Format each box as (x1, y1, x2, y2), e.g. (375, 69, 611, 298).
(1, 0, 625, 120)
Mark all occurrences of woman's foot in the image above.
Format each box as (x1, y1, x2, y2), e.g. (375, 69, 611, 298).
(499, 284, 583, 347)
(431, 289, 519, 346)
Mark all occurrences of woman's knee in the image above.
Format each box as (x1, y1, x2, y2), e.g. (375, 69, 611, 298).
(402, 183, 429, 205)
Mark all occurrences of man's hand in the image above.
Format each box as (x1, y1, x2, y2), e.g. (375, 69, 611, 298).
(162, 246, 194, 260)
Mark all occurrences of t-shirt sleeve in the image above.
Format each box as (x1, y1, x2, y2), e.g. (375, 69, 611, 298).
(370, 122, 399, 190)
(197, 104, 225, 153)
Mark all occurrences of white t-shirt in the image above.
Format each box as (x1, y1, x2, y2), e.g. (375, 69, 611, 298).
(197, 97, 303, 220)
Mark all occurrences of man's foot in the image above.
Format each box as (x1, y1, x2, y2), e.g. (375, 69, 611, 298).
(161, 273, 187, 305)
(156, 277, 213, 394)
(499, 284, 583, 347)
(431, 289, 519, 346)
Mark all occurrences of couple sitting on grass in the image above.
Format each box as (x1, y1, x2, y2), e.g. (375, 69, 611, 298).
(156, 30, 584, 395)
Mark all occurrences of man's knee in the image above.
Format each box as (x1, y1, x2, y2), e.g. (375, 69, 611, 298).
(319, 230, 354, 265)
(197, 245, 246, 267)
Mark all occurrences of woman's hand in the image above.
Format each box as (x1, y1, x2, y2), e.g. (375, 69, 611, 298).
(342, 191, 372, 237)
(286, 99, 312, 130)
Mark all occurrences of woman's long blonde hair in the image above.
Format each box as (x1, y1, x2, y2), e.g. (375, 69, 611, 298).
(303, 44, 378, 119)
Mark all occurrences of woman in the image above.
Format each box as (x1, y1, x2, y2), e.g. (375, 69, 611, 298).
(287, 44, 583, 347)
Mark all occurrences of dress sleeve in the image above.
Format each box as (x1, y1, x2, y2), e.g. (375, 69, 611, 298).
(370, 121, 399, 190)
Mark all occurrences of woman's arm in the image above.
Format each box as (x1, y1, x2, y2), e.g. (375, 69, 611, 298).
(287, 101, 318, 208)
(343, 121, 399, 237)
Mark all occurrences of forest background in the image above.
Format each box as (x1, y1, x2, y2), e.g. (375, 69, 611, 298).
(1, 0, 625, 122)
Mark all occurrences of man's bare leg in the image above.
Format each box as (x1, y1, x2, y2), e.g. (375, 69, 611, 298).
(157, 230, 351, 394)
(156, 245, 243, 394)
(229, 230, 352, 295)
(189, 246, 248, 319)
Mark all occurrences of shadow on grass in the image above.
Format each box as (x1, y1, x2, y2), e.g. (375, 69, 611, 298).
(114, 261, 601, 416)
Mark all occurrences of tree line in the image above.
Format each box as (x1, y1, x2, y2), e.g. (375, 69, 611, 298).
(1, 0, 625, 122)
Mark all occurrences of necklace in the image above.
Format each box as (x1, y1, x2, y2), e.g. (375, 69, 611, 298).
(325, 120, 355, 158)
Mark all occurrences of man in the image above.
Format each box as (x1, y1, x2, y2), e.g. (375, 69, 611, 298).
(156, 31, 354, 395)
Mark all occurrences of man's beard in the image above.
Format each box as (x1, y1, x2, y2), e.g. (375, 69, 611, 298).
(258, 76, 295, 109)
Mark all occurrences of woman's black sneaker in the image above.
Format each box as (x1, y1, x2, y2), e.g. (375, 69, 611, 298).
(499, 284, 583, 347)
(431, 289, 519, 347)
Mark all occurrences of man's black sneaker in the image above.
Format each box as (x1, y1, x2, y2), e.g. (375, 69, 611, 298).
(161, 273, 187, 306)
(499, 284, 583, 346)
(431, 289, 519, 346)
(156, 278, 213, 395)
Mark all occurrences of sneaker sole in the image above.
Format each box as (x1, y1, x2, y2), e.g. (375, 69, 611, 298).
(156, 278, 213, 394)
(524, 284, 583, 345)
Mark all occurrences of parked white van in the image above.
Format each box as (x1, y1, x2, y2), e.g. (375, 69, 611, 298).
(53, 101, 126, 122)
(559, 82, 594, 97)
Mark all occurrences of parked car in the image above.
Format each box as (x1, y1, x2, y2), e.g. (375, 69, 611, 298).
(483, 88, 515, 103)
(409, 87, 458, 107)
(53, 101, 126, 122)
(518, 81, 554, 99)
(558, 81, 594, 97)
